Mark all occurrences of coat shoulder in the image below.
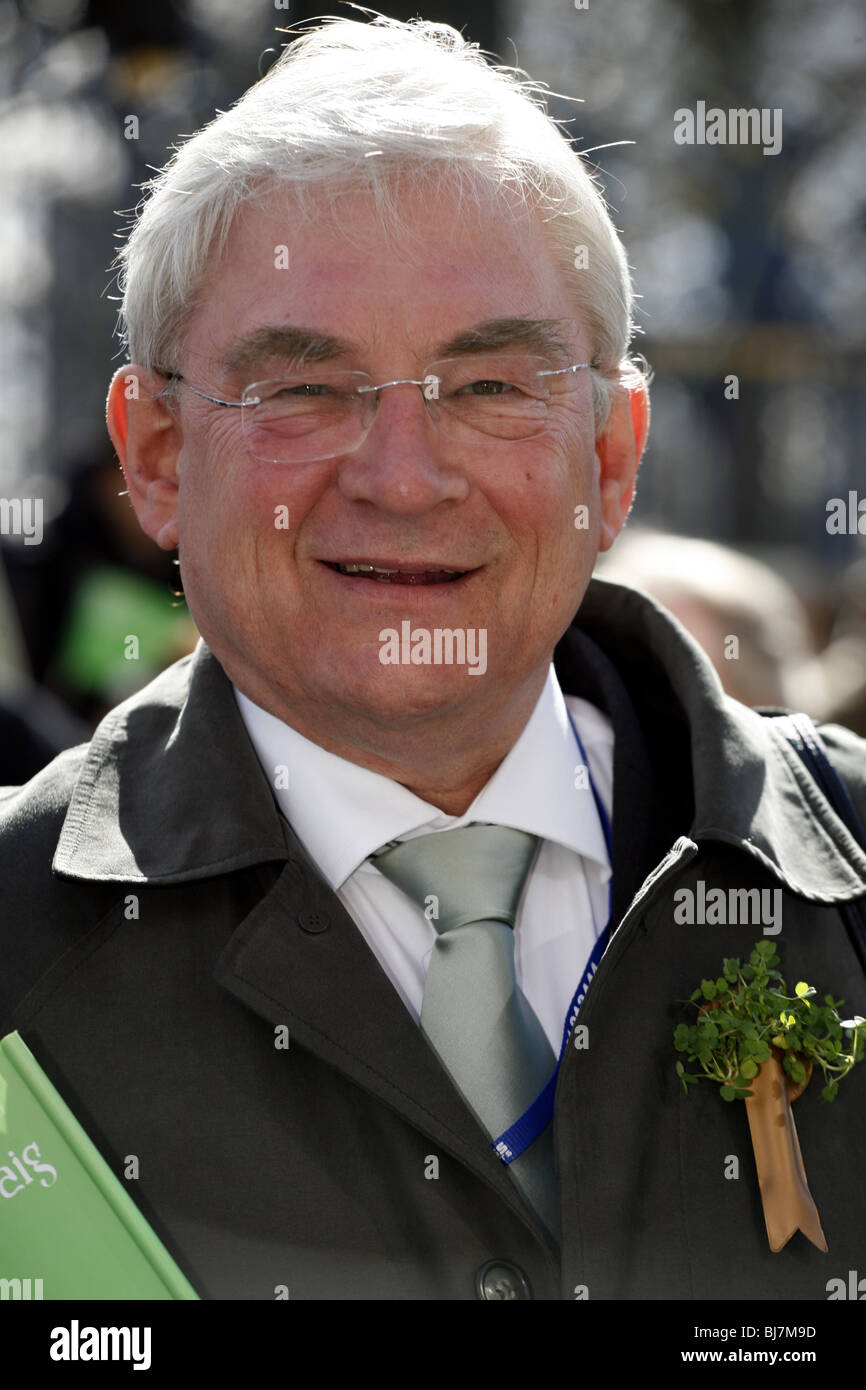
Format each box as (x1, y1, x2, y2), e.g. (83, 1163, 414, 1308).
(0, 744, 122, 1031)
(0, 741, 88, 841)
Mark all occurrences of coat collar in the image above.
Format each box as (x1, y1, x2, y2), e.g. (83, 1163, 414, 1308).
(53, 578, 866, 900)
(574, 578, 866, 901)
(53, 640, 290, 883)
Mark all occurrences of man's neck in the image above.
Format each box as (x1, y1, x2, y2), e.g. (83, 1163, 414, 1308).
(231, 665, 552, 817)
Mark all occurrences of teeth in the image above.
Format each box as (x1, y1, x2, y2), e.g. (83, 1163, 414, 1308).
(337, 563, 459, 576)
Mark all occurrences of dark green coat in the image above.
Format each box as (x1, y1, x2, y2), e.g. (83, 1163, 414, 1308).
(2, 579, 865, 1300)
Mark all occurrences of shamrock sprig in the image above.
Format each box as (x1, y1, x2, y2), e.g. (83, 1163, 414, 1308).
(674, 939, 866, 1102)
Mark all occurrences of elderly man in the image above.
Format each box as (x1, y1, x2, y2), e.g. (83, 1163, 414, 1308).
(1, 17, 865, 1302)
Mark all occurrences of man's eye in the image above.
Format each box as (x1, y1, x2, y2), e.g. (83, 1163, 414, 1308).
(282, 382, 334, 397)
(460, 379, 514, 396)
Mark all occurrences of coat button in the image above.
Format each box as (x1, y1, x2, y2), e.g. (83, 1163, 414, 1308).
(298, 911, 330, 934)
(474, 1260, 532, 1300)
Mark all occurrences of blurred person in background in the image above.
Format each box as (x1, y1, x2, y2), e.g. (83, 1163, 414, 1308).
(0, 558, 88, 782)
(0, 0, 212, 729)
(813, 557, 866, 738)
(597, 525, 828, 713)
(1, 448, 198, 727)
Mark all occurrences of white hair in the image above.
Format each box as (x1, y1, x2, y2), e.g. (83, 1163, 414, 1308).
(116, 14, 645, 430)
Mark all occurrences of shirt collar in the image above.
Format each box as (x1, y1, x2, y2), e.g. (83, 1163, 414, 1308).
(234, 665, 610, 891)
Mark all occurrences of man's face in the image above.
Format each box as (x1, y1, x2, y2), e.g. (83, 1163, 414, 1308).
(134, 181, 623, 732)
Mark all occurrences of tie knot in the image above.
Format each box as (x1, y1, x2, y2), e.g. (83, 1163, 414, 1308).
(371, 824, 538, 933)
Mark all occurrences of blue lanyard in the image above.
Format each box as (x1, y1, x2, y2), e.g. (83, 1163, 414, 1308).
(492, 710, 613, 1166)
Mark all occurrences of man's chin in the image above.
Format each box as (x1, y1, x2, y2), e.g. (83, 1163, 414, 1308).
(330, 665, 492, 729)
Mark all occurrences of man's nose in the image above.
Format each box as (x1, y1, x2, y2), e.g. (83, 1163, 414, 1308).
(335, 383, 470, 514)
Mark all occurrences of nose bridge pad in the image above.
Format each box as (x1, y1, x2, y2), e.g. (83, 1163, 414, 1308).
(366, 378, 440, 435)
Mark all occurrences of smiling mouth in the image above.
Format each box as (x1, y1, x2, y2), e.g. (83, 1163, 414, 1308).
(325, 562, 472, 585)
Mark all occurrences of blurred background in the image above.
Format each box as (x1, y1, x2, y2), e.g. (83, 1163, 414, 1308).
(0, 0, 864, 779)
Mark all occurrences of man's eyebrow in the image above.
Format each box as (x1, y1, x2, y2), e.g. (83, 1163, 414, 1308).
(435, 317, 575, 361)
(222, 326, 358, 374)
(221, 317, 576, 375)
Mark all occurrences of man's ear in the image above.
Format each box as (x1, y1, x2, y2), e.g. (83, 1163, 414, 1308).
(595, 370, 650, 553)
(106, 366, 183, 551)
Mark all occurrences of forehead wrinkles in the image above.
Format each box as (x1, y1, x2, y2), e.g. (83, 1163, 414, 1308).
(185, 181, 580, 377)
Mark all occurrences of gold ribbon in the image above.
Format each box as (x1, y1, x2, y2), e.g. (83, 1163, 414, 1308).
(745, 1049, 827, 1253)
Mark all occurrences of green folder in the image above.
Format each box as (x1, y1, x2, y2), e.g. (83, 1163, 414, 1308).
(0, 1031, 199, 1299)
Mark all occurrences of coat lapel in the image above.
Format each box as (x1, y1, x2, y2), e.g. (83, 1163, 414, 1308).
(212, 830, 552, 1235)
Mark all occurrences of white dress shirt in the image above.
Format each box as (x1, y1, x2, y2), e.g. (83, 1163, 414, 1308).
(234, 665, 613, 1054)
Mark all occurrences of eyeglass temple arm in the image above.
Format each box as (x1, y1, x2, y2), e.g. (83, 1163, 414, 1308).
(536, 361, 593, 378)
(159, 373, 244, 408)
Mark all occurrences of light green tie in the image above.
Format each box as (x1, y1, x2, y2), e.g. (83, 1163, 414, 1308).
(372, 824, 560, 1244)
